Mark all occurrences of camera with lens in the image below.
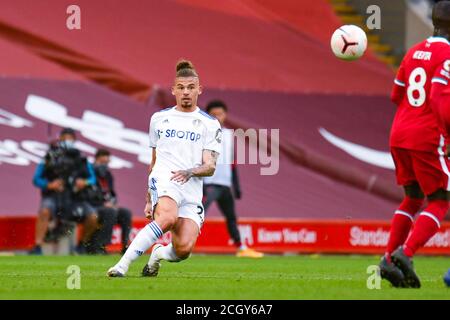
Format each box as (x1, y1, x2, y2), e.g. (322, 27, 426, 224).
(44, 141, 83, 193)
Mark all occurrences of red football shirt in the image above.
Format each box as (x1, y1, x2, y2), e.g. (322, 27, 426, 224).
(390, 37, 450, 151)
(430, 53, 450, 136)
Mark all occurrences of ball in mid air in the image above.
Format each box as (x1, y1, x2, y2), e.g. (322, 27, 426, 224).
(330, 25, 367, 61)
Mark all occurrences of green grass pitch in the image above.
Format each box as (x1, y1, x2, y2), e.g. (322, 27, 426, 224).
(0, 254, 449, 299)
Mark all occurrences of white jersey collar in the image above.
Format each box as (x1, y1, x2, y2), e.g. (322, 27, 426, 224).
(427, 36, 450, 45)
(171, 106, 200, 114)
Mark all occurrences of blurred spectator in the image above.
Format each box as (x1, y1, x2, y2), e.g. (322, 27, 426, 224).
(29, 128, 99, 255)
(203, 100, 263, 258)
(88, 149, 132, 254)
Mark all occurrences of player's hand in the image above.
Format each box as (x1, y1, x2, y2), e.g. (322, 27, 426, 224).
(144, 202, 153, 220)
(75, 178, 87, 190)
(170, 170, 193, 184)
(47, 179, 64, 192)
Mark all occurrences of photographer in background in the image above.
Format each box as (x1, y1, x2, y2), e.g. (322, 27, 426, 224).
(29, 128, 99, 255)
(88, 149, 132, 254)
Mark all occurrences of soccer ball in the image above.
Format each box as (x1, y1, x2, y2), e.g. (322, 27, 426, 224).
(330, 25, 367, 61)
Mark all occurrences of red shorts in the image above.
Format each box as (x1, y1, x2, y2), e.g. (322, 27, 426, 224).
(391, 146, 450, 195)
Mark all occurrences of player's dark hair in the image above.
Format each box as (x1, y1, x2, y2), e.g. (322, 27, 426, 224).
(176, 59, 198, 78)
(59, 127, 76, 139)
(95, 148, 111, 159)
(206, 100, 228, 113)
(432, 1, 450, 29)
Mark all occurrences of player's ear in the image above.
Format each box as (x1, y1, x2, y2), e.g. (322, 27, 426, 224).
(198, 85, 203, 95)
(171, 85, 176, 96)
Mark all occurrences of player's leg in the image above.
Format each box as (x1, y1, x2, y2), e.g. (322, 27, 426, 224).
(142, 217, 199, 277)
(171, 217, 199, 258)
(29, 197, 57, 254)
(392, 148, 450, 288)
(108, 196, 178, 277)
(143, 201, 203, 277)
(380, 148, 419, 287)
(155, 218, 199, 264)
(391, 189, 448, 288)
(380, 184, 423, 287)
(385, 183, 424, 259)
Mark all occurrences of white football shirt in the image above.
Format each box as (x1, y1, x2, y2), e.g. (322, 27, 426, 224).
(148, 106, 222, 198)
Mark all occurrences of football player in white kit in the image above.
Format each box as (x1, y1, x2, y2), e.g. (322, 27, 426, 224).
(107, 60, 221, 277)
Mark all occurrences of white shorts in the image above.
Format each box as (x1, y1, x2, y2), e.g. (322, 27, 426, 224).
(148, 176, 205, 230)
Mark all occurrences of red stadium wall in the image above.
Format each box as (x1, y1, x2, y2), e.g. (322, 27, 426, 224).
(1, 217, 449, 256)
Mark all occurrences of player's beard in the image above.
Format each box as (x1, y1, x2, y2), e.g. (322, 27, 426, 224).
(181, 98, 192, 108)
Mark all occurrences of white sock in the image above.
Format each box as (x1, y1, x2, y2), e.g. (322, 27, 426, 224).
(116, 221, 163, 272)
(239, 244, 247, 250)
(155, 243, 182, 262)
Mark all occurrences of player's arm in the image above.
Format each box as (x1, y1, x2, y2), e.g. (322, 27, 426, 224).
(145, 113, 159, 218)
(430, 59, 450, 134)
(145, 147, 157, 204)
(170, 149, 219, 184)
(171, 120, 222, 184)
(391, 61, 406, 105)
(430, 80, 448, 114)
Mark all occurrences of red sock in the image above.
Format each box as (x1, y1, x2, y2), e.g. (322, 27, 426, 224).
(404, 200, 448, 257)
(385, 197, 423, 260)
(404, 215, 439, 257)
(386, 214, 413, 259)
